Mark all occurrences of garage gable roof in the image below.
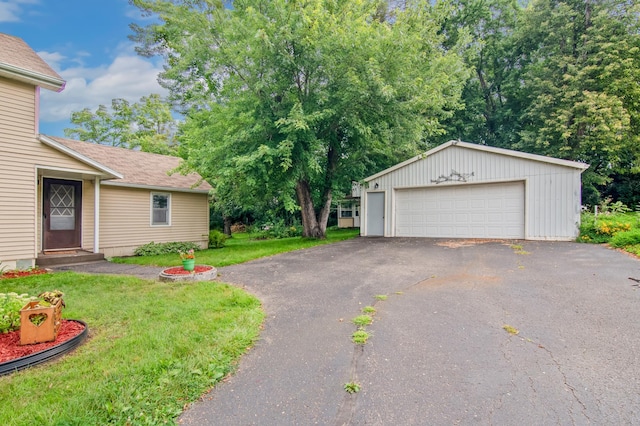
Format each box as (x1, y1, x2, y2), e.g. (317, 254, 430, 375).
(41, 135, 212, 193)
(0, 33, 65, 92)
(365, 140, 589, 182)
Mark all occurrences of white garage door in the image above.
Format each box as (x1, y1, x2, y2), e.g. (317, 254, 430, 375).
(395, 182, 525, 238)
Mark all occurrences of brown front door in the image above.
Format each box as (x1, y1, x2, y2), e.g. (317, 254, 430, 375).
(43, 178, 82, 250)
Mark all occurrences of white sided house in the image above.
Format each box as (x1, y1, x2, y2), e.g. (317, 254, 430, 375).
(361, 140, 588, 241)
(0, 33, 211, 269)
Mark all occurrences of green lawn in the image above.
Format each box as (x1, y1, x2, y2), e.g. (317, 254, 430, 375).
(0, 273, 263, 425)
(0, 227, 359, 425)
(112, 228, 360, 267)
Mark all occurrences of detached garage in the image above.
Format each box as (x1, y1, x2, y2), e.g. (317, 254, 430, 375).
(361, 141, 589, 241)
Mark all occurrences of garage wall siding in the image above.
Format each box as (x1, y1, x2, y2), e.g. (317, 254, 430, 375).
(364, 145, 583, 240)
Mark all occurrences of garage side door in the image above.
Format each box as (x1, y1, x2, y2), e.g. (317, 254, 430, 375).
(395, 182, 525, 238)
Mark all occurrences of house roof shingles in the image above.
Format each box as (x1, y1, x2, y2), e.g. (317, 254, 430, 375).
(0, 33, 65, 91)
(48, 136, 212, 193)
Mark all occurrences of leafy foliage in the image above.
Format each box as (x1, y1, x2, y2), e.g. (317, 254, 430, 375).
(438, 0, 640, 206)
(133, 241, 201, 256)
(609, 228, 640, 248)
(0, 292, 36, 333)
(64, 94, 179, 155)
(579, 212, 637, 243)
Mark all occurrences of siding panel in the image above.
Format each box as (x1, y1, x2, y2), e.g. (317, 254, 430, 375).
(99, 186, 208, 257)
(0, 77, 102, 266)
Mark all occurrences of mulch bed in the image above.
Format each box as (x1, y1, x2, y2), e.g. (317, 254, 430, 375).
(0, 269, 48, 279)
(162, 265, 214, 275)
(0, 320, 85, 363)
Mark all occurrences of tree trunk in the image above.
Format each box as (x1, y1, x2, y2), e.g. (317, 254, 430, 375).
(296, 180, 331, 238)
(223, 215, 232, 237)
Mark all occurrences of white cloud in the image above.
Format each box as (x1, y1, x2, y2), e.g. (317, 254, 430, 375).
(0, 0, 38, 22)
(35, 51, 65, 70)
(40, 52, 168, 123)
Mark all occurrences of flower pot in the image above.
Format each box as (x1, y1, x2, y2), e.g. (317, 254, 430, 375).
(182, 259, 196, 271)
(19, 300, 62, 345)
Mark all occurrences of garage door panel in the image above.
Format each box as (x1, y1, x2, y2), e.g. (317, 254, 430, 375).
(395, 182, 524, 238)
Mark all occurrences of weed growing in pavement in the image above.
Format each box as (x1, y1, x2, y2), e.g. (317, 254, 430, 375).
(352, 315, 373, 327)
(362, 306, 376, 315)
(352, 330, 370, 345)
(344, 382, 361, 393)
(502, 325, 519, 335)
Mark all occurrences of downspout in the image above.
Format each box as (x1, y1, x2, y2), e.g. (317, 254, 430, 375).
(94, 177, 100, 254)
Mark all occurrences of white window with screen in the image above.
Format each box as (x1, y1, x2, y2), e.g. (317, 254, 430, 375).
(151, 193, 170, 226)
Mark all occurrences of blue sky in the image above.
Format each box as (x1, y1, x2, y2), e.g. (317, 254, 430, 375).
(1, 0, 167, 137)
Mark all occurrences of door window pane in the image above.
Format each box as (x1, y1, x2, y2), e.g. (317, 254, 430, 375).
(50, 184, 75, 230)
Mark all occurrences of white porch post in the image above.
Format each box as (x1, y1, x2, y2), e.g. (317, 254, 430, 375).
(93, 177, 100, 254)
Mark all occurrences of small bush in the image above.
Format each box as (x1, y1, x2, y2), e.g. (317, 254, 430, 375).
(248, 219, 302, 239)
(0, 292, 37, 333)
(209, 230, 227, 249)
(609, 229, 640, 248)
(133, 241, 201, 256)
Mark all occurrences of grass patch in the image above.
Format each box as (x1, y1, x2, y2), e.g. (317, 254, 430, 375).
(352, 315, 373, 327)
(0, 272, 263, 425)
(352, 330, 370, 345)
(361, 306, 376, 315)
(113, 228, 360, 267)
(374, 294, 388, 301)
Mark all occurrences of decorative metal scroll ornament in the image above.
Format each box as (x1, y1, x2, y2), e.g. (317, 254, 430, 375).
(431, 170, 475, 184)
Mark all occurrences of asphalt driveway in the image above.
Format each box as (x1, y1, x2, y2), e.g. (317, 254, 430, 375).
(174, 237, 640, 425)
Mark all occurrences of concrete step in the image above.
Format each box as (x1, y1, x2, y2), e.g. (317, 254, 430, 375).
(36, 251, 105, 267)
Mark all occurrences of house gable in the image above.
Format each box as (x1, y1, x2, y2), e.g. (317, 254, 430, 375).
(0, 33, 65, 92)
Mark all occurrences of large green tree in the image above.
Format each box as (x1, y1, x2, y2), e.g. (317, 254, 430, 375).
(64, 94, 178, 155)
(131, 0, 471, 237)
(438, 0, 521, 148)
(510, 0, 640, 204)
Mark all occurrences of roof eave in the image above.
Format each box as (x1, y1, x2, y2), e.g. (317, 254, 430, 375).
(101, 180, 212, 194)
(452, 141, 590, 170)
(365, 140, 589, 182)
(38, 135, 124, 179)
(0, 63, 65, 92)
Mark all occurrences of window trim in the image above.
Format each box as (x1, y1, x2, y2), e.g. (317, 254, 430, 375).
(150, 192, 171, 226)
